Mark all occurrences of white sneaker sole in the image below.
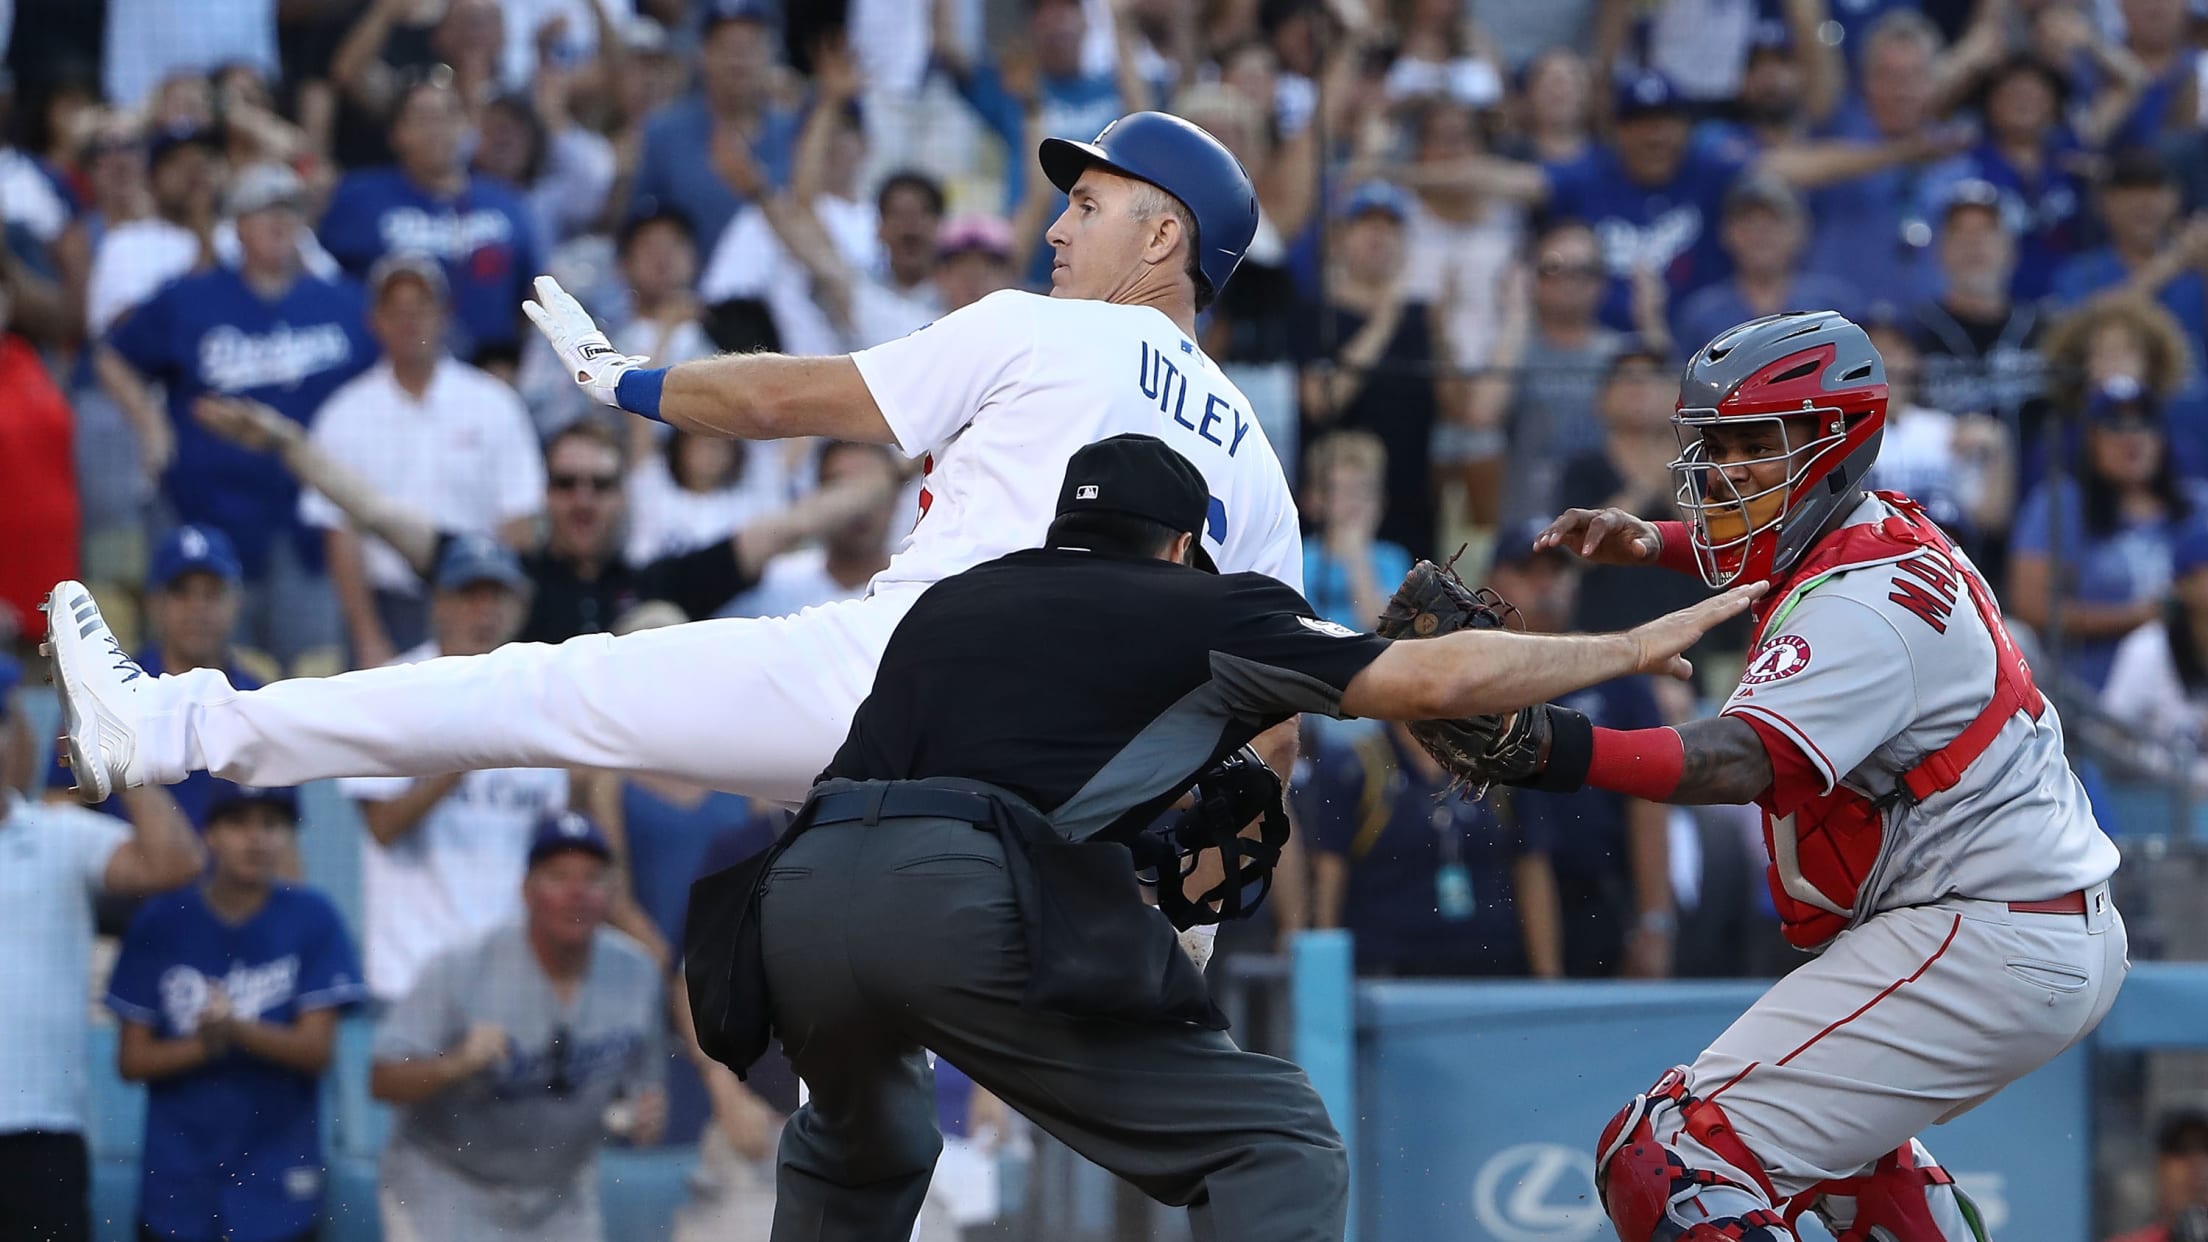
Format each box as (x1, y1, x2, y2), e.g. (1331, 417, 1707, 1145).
(39, 582, 138, 804)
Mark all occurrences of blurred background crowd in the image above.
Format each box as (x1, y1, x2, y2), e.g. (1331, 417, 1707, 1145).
(9, 0, 2208, 1237)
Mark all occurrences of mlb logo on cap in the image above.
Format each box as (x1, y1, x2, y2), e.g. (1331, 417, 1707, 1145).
(1075, 485, 1100, 500)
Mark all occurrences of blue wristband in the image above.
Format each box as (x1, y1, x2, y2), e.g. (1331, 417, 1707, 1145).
(615, 367, 668, 422)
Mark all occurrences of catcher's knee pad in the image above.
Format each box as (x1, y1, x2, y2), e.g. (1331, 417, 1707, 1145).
(1596, 1067, 1796, 1242)
(1794, 1139, 1990, 1242)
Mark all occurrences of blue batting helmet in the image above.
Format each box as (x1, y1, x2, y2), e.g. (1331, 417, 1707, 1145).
(1039, 112, 1260, 298)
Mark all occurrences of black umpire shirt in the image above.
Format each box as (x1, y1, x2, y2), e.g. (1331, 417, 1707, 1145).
(825, 547, 1395, 844)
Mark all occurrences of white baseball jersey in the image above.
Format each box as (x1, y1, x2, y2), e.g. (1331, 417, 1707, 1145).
(1722, 495, 2119, 917)
(852, 290, 1304, 595)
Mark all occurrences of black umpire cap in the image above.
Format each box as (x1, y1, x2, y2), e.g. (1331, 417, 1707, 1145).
(1055, 434, 1217, 571)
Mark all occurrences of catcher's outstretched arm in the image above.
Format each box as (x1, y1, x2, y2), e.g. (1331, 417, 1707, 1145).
(1337, 582, 1763, 721)
(1667, 716, 1775, 805)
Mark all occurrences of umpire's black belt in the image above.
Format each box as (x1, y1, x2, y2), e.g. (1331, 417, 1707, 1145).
(805, 783, 998, 829)
(684, 776, 1223, 1080)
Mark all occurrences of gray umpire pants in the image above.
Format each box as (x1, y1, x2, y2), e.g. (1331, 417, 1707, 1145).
(758, 816, 1349, 1242)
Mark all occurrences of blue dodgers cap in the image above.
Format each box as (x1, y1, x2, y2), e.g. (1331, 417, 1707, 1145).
(204, 782, 300, 824)
(1614, 69, 1686, 119)
(528, 811, 614, 868)
(1340, 179, 1412, 223)
(2086, 374, 2160, 425)
(1038, 111, 1261, 296)
(434, 533, 530, 592)
(149, 525, 244, 591)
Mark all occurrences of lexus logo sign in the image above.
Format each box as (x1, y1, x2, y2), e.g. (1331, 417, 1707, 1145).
(1471, 1143, 1604, 1242)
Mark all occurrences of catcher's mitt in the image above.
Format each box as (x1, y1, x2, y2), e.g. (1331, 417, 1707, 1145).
(1373, 558, 1552, 797)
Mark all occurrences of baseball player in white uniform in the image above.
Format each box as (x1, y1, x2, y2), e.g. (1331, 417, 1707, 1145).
(44, 115, 1296, 858)
(1507, 312, 2126, 1240)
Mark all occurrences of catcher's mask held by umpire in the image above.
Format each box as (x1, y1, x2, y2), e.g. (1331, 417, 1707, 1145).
(1669, 311, 1889, 589)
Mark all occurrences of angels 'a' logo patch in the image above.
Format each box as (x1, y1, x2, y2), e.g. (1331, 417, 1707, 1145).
(1298, 615, 1358, 638)
(1740, 634, 1811, 685)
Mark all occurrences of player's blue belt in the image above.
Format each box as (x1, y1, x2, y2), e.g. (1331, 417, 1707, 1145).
(807, 783, 1000, 828)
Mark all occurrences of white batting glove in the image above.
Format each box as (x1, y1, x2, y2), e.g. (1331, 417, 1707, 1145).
(523, 274, 650, 408)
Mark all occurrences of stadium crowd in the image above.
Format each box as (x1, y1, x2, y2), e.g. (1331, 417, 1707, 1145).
(5, 0, 2208, 1237)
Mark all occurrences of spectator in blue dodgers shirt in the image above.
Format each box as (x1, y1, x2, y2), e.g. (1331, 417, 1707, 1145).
(1480, 521, 1675, 979)
(625, 0, 800, 255)
(1297, 707, 1564, 979)
(43, 527, 288, 835)
(1919, 48, 2144, 303)
(1383, 67, 1955, 332)
(2103, 522, 2208, 767)
(107, 785, 366, 1242)
(301, 254, 544, 669)
(370, 812, 665, 1242)
(317, 75, 542, 366)
(1910, 177, 2053, 442)
(0, 657, 201, 1242)
(2010, 374, 2208, 692)
(2052, 148, 2208, 346)
(93, 162, 376, 668)
(1672, 175, 1866, 355)
(340, 537, 577, 1003)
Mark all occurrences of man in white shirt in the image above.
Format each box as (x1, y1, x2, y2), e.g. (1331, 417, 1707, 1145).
(0, 656, 202, 1242)
(53, 111, 1292, 812)
(342, 538, 568, 1001)
(305, 255, 545, 668)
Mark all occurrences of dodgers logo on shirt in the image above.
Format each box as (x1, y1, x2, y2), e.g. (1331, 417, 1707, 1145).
(1740, 634, 1811, 685)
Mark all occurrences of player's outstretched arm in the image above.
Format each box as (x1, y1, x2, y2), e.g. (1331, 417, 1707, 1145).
(1666, 716, 1776, 805)
(1339, 581, 1764, 720)
(525, 275, 896, 446)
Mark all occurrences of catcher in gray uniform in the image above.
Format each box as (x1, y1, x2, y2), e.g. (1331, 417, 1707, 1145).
(1390, 312, 2126, 1241)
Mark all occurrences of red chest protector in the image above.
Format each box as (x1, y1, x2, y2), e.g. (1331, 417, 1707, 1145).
(1746, 492, 2045, 950)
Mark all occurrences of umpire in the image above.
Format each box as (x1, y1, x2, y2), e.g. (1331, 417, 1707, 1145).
(686, 434, 1756, 1242)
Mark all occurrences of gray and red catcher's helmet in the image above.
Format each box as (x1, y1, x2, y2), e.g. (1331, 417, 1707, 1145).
(1670, 311, 1888, 588)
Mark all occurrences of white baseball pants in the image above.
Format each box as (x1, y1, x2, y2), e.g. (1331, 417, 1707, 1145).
(136, 590, 925, 805)
(1683, 884, 2126, 1200)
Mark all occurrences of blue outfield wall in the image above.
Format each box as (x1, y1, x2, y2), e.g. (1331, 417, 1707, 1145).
(1294, 950, 2208, 1242)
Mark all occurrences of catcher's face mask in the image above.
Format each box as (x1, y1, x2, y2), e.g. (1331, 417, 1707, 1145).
(1670, 412, 1847, 588)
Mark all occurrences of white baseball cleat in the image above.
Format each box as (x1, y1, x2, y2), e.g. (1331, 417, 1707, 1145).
(40, 581, 148, 804)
